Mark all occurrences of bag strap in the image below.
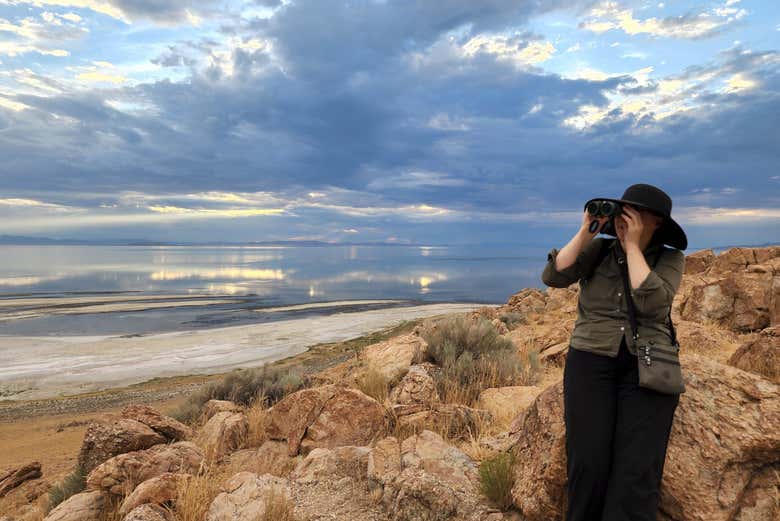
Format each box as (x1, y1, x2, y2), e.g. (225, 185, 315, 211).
(618, 242, 678, 347)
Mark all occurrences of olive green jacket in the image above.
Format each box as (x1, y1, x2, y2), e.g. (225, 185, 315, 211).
(541, 237, 686, 357)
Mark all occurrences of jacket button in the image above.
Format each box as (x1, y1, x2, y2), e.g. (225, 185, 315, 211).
(620, 326, 625, 331)
(618, 292, 622, 296)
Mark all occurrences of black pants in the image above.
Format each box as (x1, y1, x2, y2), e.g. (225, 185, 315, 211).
(563, 336, 679, 521)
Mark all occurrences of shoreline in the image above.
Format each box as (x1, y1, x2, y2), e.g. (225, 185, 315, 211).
(0, 301, 492, 404)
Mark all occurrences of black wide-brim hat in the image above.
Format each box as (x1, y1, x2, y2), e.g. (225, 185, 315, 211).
(584, 183, 687, 250)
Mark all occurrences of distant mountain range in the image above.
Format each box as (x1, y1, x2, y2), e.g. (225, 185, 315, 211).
(0, 235, 442, 247)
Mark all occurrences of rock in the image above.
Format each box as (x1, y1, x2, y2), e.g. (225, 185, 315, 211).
(477, 386, 543, 424)
(200, 400, 243, 423)
(78, 419, 167, 474)
(121, 405, 192, 441)
(87, 442, 204, 496)
(0, 461, 42, 498)
(727, 326, 780, 383)
(684, 249, 716, 274)
(491, 318, 510, 335)
(205, 472, 293, 521)
(361, 333, 427, 383)
(264, 384, 388, 456)
(227, 440, 291, 475)
(118, 473, 188, 517)
(122, 504, 172, 521)
(503, 288, 547, 315)
(388, 363, 440, 407)
(195, 411, 248, 461)
(43, 490, 110, 521)
(290, 446, 370, 483)
(506, 354, 780, 521)
(373, 430, 496, 521)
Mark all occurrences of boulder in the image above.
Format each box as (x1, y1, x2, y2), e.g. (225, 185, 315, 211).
(506, 354, 780, 521)
(227, 440, 291, 475)
(121, 405, 192, 441)
(388, 363, 440, 407)
(684, 249, 716, 275)
(87, 442, 203, 496)
(477, 386, 543, 424)
(205, 472, 293, 521)
(371, 430, 496, 521)
(0, 461, 42, 498)
(196, 411, 248, 461)
(503, 288, 547, 315)
(200, 400, 243, 423)
(122, 504, 172, 521)
(78, 419, 166, 473)
(361, 333, 427, 382)
(393, 402, 491, 439)
(118, 473, 188, 517)
(727, 326, 780, 383)
(264, 384, 388, 456)
(43, 490, 110, 521)
(290, 446, 370, 483)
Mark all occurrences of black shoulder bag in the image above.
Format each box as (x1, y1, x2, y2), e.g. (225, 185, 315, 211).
(617, 244, 686, 395)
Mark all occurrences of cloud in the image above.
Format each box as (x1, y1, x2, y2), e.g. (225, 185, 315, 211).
(1, 0, 218, 24)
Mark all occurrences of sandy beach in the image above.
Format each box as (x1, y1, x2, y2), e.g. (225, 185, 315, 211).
(0, 297, 486, 400)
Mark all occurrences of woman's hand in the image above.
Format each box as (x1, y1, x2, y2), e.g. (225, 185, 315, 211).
(581, 210, 609, 236)
(616, 205, 643, 249)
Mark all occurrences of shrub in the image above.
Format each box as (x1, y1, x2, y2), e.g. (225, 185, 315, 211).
(171, 365, 305, 424)
(417, 314, 527, 405)
(48, 464, 87, 512)
(479, 452, 516, 511)
(498, 311, 524, 330)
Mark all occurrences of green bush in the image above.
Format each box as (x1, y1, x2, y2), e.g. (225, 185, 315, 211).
(48, 464, 87, 512)
(171, 364, 305, 424)
(417, 314, 526, 404)
(498, 311, 524, 330)
(479, 452, 516, 511)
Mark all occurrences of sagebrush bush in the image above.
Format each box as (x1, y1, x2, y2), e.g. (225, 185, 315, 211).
(171, 364, 305, 424)
(479, 452, 517, 511)
(498, 311, 524, 330)
(48, 463, 87, 512)
(417, 314, 532, 405)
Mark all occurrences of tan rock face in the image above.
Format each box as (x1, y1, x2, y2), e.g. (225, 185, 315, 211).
(392, 402, 492, 440)
(200, 400, 243, 423)
(43, 490, 109, 521)
(680, 272, 774, 331)
(727, 326, 780, 383)
(389, 363, 440, 407)
(684, 249, 716, 275)
(195, 411, 248, 462)
(120, 405, 192, 442)
(86, 442, 204, 496)
(361, 333, 427, 383)
(78, 419, 166, 474)
(204, 472, 293, 521)
(264, 384, 388, 456)
(371, 430, 495, 521)
(506, 354, 780, 521)
(118, 472, 188, 517)
(122, 504, 172, 521)
(0, 461, 42, 498)
(503, 288, 547, 316)
(290, 446, 370, 483)
(477, 386, 543, 424)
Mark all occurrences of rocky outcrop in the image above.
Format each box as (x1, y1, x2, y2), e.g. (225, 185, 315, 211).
(43, 490, 110, 521)
(727, 325, 779, 383)
(369, 430, 497, 521)
(392, 402, 492, 440)
(120, 405, 192, 442)
(118, 472, 187, 517)
(78, 419, 166, 474)
(506, 354, 780, 521)
(0, 461, 42, 498)
(389, 363, 440, 407)
(86, 442, 203, 496)
(205, 472, 293, 521)
(196, 411, 248, 461)
(264, 384, 388, 456)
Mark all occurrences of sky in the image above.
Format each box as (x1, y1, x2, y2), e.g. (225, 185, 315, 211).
(0, 0, 778, 248)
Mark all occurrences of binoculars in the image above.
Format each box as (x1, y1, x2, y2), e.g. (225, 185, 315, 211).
(585, 199, 623, 233)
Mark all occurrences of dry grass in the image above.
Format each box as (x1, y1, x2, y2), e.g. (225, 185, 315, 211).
(169, 465, 229, 521)
(261, 485, 298, 521)
(246, 396, 270, 448)
(478, 451, 516, 511)
(355, 364, 390, 403)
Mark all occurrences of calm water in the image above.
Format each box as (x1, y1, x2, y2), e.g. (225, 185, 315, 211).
(0, 244, 548, 335)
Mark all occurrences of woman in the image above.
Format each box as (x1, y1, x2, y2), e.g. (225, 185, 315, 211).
(541, 183, 687, 521)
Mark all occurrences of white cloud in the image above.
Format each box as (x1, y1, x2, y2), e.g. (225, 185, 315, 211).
(461, 34, 556, 66)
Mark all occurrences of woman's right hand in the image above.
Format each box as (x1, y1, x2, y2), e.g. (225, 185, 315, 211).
(581, 210, 609, 236)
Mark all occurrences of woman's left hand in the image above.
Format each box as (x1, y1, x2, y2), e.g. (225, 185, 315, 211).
(618, 205, 643, 249)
